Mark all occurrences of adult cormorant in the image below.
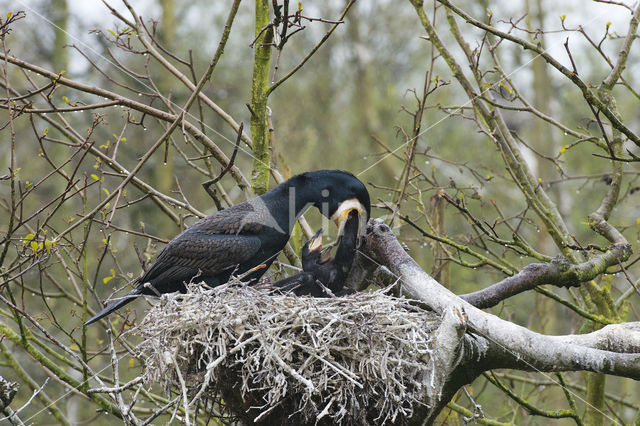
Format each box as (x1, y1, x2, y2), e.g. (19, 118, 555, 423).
(85, 170, 370, 325)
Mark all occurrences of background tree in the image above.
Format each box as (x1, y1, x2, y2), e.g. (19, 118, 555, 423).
(0, 0, 639, 424)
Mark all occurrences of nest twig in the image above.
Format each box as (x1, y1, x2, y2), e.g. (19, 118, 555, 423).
(137, 283, 438, 425)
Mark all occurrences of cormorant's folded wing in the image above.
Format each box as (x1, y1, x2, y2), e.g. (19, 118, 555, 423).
(138, 233, 262, 292)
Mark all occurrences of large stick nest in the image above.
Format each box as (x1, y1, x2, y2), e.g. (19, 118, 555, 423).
(137, 284, 438, 425)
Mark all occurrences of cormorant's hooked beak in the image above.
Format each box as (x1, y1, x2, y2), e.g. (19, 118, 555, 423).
(330, 198, 368, 239)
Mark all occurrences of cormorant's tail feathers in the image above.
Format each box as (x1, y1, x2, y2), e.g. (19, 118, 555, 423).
(84, 288, 142, 326)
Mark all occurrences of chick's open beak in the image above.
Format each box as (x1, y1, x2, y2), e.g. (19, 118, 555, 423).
(330, 198, 368, 238)
(307, 229, 323, 252)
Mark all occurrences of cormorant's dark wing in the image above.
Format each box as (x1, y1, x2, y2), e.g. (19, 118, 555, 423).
(188, 198, 275, 235)
(138, 232, 262, 291)
(137, 200, 272, 292)
(85, 227, 263, 326)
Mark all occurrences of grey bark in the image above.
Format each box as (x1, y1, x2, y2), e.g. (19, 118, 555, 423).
(356, 219, 640, 424)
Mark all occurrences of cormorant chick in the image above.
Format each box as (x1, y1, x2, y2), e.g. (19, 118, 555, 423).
(273, 209, 360, 297)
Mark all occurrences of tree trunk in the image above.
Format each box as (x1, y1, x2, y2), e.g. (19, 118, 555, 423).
(355, 218, 640, 423)
(50, 0, 68, 72)
(250, 0, 273, 195)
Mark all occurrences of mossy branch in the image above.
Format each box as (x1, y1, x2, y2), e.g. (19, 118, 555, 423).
(250, 0, 273, 195)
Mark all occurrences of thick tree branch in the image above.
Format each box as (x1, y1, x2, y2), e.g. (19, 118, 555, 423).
(460, 243, 632, 309)
(359, 218, 640, 422)
(362, 219, 640, 380)
(602, 2, 640, 89)
(249, 0, 274, 195)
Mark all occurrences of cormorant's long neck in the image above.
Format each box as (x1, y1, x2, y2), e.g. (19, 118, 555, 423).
(260, 177, 316, 233)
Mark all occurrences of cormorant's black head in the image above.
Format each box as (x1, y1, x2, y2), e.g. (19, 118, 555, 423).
(296, 170, 371, 237)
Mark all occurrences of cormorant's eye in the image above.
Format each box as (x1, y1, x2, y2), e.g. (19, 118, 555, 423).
(321, 189, 330, 198)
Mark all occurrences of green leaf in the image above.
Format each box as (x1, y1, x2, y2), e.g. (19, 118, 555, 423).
(23, 233, 35, 245)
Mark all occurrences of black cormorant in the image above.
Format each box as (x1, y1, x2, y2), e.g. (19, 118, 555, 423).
(85, 170, 370, 325)
(273, 209, 360, 297)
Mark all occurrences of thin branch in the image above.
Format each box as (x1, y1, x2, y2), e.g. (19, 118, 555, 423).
(202, 122, 243, 195)
(267, 0, 356, 95)
(436, 0, 640, 146)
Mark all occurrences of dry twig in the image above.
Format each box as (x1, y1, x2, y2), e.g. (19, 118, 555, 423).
(137, 283, 438, 425)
